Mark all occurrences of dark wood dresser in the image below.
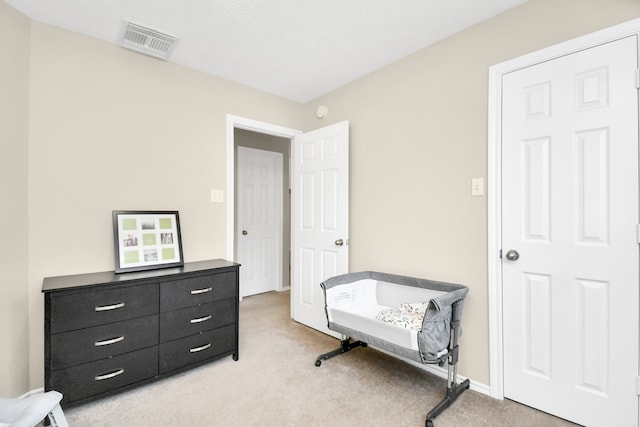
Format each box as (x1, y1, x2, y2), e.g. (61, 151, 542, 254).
(42, 259, 240, 407)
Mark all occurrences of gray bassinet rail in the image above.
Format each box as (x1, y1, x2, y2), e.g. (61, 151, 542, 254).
(315, 271, 470, 427)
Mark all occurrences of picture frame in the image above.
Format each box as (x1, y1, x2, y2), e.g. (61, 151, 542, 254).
(112, 210, 184, 273)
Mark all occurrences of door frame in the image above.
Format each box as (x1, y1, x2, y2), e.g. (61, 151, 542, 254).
(226, 115, 302, 291)
(487, 18, 640, 401)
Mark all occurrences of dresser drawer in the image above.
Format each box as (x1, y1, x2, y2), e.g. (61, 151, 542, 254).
(49, 346, 158, 405)
(50, 283, 159, 333)
(159, 324, 235, 374)
(50, 315, 159, 370)
(160, 272, 236, 312)
(160, 298, 235, 343)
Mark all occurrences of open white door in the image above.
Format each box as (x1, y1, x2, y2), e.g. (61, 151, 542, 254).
(291, 121, 349, 336)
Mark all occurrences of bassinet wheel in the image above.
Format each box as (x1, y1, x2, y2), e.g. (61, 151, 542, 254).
(315, 360, 322, 367)
(426, 420, 434, 427)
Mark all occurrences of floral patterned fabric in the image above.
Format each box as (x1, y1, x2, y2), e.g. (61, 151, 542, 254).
(375, 302, 430, 331)
(397, 301, 430, 314)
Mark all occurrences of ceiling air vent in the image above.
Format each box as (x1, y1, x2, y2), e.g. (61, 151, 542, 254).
(119, 21, 178, 60)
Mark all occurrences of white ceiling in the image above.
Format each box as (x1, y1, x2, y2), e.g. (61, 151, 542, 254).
(5, 0, 526, 103)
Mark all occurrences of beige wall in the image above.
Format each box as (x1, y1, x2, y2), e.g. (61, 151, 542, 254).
(3, 0, 640, 397)
(0, 2, 30, 397)
(25, 22, 304, 389)
(300, 0, 640, 384)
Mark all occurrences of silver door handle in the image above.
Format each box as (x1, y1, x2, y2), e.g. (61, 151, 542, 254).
(505, 250, 520, 261)
(335, 239, 344, 246)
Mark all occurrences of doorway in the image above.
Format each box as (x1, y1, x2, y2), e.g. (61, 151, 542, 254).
(227, 115, 350, 331)
(226, 115, 301, 306)
(235, 130, 289, 296)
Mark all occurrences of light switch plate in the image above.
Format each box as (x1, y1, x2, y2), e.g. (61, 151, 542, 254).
(471, 178, 484, 196)
(210, 189, 224, 203)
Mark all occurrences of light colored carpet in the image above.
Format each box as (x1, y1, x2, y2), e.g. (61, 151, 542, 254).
(65, 291, 578, 426)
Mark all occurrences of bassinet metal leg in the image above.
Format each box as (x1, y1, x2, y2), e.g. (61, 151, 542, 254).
(315, 339, 367, 366)
(425, 353, 470, 426)
(425, 300, 470, 427)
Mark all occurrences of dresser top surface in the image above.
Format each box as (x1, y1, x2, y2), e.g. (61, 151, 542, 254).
(42, 259, 240, 293)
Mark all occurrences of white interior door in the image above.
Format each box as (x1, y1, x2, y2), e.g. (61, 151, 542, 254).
(291, 121, 349, 336)
(237, 146, 283, 297)
(502, 36, 639, 426)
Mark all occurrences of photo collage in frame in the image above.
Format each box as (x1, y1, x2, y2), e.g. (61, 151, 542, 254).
(113, 210, 184, 273)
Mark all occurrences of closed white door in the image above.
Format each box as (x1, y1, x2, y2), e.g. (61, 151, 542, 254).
(237, 146, 283, 297)
(502, 36, 639, 426)
(291, 121, 349, 336)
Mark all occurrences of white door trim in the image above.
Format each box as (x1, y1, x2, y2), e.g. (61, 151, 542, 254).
(225, 114, 302, 263)
(487, 18, 640, 400)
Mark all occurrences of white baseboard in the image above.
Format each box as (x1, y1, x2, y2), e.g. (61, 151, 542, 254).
(20, 387, 44, 398)
(373, 346, 495, 398)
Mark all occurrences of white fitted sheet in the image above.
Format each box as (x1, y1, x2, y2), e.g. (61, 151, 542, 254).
(328, 304, 419, 351)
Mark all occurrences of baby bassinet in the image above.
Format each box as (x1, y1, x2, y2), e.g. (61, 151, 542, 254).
(315, 271, 470, 427)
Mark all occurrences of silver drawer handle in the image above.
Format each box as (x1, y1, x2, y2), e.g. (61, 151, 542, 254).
(190, 315, 212, 324)
(95, 336, 125, 347)
(190, 287, 212, 295)
(95, 369, 124, 381)
(190, 343, 211, 353)
(95, 302, 125, 312)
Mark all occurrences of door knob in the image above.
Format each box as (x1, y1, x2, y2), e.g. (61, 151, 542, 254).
(334, 239, 344, 246)
(505, 250, 520, 261)
(242, 230, 248, 235)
